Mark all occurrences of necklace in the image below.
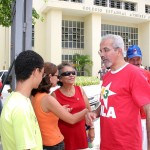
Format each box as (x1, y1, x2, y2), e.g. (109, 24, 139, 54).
(60, 87, 75, 97)
(60, 87, 80, 100)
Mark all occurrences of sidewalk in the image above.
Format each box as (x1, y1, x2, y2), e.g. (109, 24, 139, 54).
(82, 84, 101, 150)
(91, 118, 100, 150)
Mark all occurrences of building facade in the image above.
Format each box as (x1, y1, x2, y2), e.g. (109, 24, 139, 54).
(1, 0, 150, 76)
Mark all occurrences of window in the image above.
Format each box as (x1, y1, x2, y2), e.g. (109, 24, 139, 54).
(59, 0, 82, 2)
(94, 0, 137, 11)
(71, 0, 82, 3)
(101, 24, 138, 51)
(94, 0, 107, 7)
(145, 5, 150, 14)
(62, 20, 84, 49)
(62, 55, 73, 63)
(109, 0, 121, 9)
(32, 25, 34, 47)
(124, 2, 136, 11)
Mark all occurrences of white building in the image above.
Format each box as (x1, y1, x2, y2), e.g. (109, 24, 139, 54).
(1, 0, 150, 75)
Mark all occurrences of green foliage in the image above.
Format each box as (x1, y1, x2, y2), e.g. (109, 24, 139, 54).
(75, 76, 100, 86)
(32, 8, 40, 25)
(0, 0, 44, 27)
(32, 8, 45, 25)
(73, 53, 93, 76)
(0, 0, 14, 27)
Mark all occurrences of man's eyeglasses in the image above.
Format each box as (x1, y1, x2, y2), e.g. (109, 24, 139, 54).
(61, 71, 76, 76)
(98, 47, 119, 55)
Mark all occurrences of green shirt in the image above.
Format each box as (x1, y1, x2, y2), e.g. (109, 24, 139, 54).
(0, 92, 42, 150)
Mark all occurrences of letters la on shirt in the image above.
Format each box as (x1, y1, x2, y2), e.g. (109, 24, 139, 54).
(100, 63, 150, 150)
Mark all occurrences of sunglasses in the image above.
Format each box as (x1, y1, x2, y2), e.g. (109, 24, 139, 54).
(61, 71, 76, 76)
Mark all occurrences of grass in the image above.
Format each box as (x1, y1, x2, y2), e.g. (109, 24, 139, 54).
(75, 76, 100, 86)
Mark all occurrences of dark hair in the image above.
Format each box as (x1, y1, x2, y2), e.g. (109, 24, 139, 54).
(15, 50, 44, 81)
(31, 62, 57, 96)
(57, 62, 75, 86)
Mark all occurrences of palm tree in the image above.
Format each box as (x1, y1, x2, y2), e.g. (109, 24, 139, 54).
(72, 53, 93, 76)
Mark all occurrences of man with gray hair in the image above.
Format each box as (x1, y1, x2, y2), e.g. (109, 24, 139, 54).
(91, 34, 150, 149)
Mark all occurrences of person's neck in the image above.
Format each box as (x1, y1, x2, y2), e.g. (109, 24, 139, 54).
(60, 84, 75, 97)
(111, 60, 127, 71)
(15, 81, 32, 98)
(61, 84, 74, 92)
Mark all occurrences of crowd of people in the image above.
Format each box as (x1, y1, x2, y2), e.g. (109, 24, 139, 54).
(0, 34, 150, 150)
(0, 51, 95, 150)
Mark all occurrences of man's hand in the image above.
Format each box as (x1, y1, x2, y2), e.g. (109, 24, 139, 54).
(85, 112, 96, 126)
(88, 128, 95, 142)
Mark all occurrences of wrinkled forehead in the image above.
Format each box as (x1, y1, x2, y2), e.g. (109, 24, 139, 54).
(100, 39, 113, 46)
(100, 39, 114, 48)
(61, 66, 75, 72)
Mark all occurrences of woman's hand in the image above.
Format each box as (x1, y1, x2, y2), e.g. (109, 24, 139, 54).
(62, 104, 72, 112)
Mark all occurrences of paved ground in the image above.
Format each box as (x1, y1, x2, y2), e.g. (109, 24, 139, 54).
(83, 84, 101, 149)
(90, 118, 100, 150)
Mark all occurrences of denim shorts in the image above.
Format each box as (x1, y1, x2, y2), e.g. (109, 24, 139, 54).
(43, 141, 65, 150)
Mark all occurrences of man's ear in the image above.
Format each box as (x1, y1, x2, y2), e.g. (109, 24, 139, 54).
(32, 68, 38, 77)
(117, 47, 123, 56)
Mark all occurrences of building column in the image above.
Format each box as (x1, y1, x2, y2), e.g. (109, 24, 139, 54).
(45, 9, 62, 64)
(139, 21, 150, 67)
(84, 13, 102, 76)
(0, 27, 10, 70)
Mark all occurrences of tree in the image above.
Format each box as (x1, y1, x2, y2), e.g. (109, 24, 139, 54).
(0, 0, 41, 27)
(0, 0, 13, 27)
(73, 53, 93, 76)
